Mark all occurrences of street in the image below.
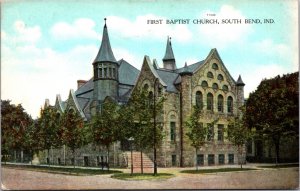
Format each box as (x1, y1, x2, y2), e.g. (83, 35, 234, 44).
(1, 166, 299, 189)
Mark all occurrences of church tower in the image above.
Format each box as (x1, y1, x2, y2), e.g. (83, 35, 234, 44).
(162, 37, 177, 70)
(236, 75, 245, 116)
(92, 18, 118, 113)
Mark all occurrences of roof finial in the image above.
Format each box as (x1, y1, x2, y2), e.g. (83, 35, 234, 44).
(184, 62, 187, 67)
(104, 18, 107, 27)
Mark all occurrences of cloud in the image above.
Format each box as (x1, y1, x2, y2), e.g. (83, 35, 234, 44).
(50, 18, 98, 40)
(3, 20, 42, 44)
(196, 5, 253, 48)
(107, 15, 193, 42)
(253, 39, 289, 58)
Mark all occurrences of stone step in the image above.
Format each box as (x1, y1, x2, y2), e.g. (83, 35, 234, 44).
(125, 151, 154, 169)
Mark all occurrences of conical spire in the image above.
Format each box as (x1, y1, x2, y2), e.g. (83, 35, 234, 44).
(94, 18, 117, 63)
(236, 75, 245, 86)
(163, 36, 175, 61)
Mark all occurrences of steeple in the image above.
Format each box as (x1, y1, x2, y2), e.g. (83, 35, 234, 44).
(236, 75, 245, 86)
(162, 36, 176, 70)
(94, 18, 117, 63)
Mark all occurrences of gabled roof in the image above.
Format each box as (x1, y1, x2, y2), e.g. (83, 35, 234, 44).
(176, 60, 204, 73)
(75, 77, 94, 96)
(163, 37, 175, 61)
(93, 20, 117, 63)
(156, 69, 179, 92)
(118, 59, 140, 85)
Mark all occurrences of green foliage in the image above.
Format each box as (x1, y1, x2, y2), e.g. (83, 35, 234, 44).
(91, 99, 119, 148)
(39, 107, 63, 150)
(227, 115, 251, 148)
(1, 100, 33, 156)
(128, 87, 165, 151)
(61, 109, 85, 154)
(180, 168, 256, 174)
(185, 106, 207, 150)
(245, 72, 299, 163)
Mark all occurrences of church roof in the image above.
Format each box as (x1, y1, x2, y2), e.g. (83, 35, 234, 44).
(163, 37, 175, 61)
(157, 69, 179, 92)
(118, 59, 140, 85)
(176, 60, 204, 73)
(93, 19, 117, 63)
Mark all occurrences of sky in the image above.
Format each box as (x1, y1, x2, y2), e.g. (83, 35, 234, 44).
(1, 0, 298, 119)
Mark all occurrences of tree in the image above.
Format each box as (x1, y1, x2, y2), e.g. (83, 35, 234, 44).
(1, 100, 32, 162)
(245, 72, 299, 165)
(91, 98, 119, 170)
(61, 109, 85, 168)
(127, 87, 165, 174)
(39, 106, 62, 165)
(186, 105, 218, 170)
(227, 113, 251, 169)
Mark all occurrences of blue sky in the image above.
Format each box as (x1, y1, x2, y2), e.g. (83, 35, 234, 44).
(1, 0, 298, 118)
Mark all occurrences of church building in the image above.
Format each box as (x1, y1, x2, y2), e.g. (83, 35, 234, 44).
(42, 19, 246, 167)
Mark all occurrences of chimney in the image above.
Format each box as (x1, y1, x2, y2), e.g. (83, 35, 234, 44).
(77, 80, 87, 89)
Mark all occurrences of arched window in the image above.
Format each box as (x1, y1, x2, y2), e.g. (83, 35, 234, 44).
(222, 85, 228, 91)
(217, 74, 224, 81)
(227, 96, 233, 113)
(148, 91, 153, 100)
(213, 83, 218, 90)
(207, 93, 213, 111)
(99, 68, 103, 78)
(195, 91, 203, 109)
(201, 81, 208, 88)
(212, 63, 219, 70)
(207, 72, 214, 78)
(143, 84, 149, 91)
(217, 95, 224, 112)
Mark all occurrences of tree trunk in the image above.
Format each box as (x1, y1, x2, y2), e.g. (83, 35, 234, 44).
(239, 146, 243, 169)
(48, 149, 50, 166)
(73, 149, 75, 168)
(107, 145, 110, 171)
(141, 150, 143, 174)
(195, 148, 198, 171)
(275, 142, 280, 166)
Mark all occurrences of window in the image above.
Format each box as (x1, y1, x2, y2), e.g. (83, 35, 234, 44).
(207, 123, 214, 141)
(207, 93, 213, 111)
(208, 154, 215, 165)
(195, 91, 203, 109)
(58, 158, 61, 165)
(213, 83, 218, 90)
(170, 122, 176, 141)
(219, 154, 225, 165)
(112, 68, 115, 78)
(172, 155, 176, 166)
(212, 63, 219, 70)
(207, 72, 214, 78)
(217, 95, 224, 112)
(46, 158, 50, 164)
(97, 156, 100, 166)
(217, 74, 224, 81)
(104, 68, 107, 78)
(84, 156, 89, 166)
(228, 154, 234, 164)
(99, 68, 103, 78)
(197, 154, 204, 166)
(143, 84, 149, 91)
(94, 68, 97, 79)
(227, 96, 233, 113)
(201, 81, 208, 88)
(71, 158, 75, 165)
(222, 85, 228, 91)
(218, 124, 224, 141)
(158, 86, 162, 96)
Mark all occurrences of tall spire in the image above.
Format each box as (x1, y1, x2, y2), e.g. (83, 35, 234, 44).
(162, 36, 176, 70)
(94, 18, 117, 63)
(163, 36, 175, 61)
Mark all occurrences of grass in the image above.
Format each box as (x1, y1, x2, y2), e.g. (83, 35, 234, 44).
(2, 164, 123, 176)
(258, 164, 299, 168)
(180, 168, 256, 174)
(111, 173, 174, 180)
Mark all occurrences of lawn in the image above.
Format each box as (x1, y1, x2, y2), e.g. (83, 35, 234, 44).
(2, 164, 123, 176)
(180, 168, 256, 174)
(258, 164, 299, 168)
(111, 173, 174, 180)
